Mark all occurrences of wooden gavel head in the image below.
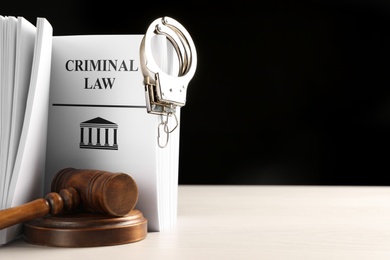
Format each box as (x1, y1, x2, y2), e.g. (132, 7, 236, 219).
(0, 167, 139, 231)
(51, 168, 138, 217)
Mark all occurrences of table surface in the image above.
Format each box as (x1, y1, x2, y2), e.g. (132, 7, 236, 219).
(1, 185, 390, 259)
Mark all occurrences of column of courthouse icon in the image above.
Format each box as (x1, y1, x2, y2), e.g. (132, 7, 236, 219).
(80, 117, 118, 150)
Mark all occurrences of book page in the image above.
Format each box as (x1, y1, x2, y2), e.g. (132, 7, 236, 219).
(1, 17, 52, 245)
(152, 35, 180, 231)
(0, 15, 6, 209)
(3, 17, 36, 208)
(0, 15, 17, 208)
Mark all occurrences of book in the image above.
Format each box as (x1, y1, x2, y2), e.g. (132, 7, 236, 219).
(0, 16, 52, 245)
(0, 16, 181, 245)
(45, 34, 180, 232)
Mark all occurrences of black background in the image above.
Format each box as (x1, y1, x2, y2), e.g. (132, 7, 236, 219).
(3, 1, 390, 185)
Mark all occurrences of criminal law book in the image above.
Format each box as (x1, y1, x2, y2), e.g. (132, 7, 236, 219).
(45, 34, 180, 233)
(0, 16, 181, 245)
(0, 16, 52, 245)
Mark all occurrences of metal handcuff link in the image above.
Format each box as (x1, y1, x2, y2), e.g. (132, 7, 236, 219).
(140, 17, 197, 148)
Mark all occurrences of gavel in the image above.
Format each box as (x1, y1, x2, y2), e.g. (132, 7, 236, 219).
(0, 168, 139, 230)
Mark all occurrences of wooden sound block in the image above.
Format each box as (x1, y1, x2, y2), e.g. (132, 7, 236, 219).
(23, 209, 147, 247)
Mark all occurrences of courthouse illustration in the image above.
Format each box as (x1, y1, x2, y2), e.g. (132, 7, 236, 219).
(80, 117, 118, 150)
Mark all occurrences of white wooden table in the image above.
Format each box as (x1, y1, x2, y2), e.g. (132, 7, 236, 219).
(1, 185, 390, 259)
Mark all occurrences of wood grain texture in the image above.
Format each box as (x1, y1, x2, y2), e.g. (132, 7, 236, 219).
(3, 186, 390, 259)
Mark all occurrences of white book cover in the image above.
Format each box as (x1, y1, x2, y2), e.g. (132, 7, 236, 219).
(44, 34, 180, 232)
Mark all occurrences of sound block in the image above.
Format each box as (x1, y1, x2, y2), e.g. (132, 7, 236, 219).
(23, 209, 147, 247)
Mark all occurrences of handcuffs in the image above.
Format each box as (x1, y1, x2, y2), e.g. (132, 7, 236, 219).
(140, 17, 197, 148)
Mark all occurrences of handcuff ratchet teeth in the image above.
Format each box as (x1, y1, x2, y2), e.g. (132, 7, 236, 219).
(140, 16, 197, 116)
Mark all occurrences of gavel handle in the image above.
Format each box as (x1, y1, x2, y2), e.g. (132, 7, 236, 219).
(0, 188, 79, 230)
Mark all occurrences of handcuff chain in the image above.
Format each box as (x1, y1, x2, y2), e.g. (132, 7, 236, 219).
(157, 111, 178, 148)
